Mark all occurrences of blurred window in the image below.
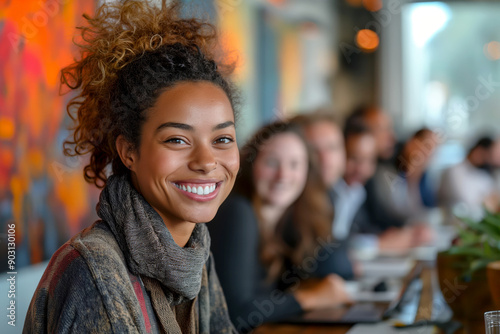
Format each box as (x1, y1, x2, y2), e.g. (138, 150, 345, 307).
(402, 2, 500, 165)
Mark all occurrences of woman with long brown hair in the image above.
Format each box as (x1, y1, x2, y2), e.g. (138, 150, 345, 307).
(208, 121, 351, 333)
(24, 1, 239, 332)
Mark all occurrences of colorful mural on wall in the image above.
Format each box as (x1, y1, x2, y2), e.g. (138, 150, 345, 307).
(0, 0, 98, 271)
(0, 0, 335, 271)
(0, 0, 249, 271)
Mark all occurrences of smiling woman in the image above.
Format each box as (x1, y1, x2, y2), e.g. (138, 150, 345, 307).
(116, 81, 239, 246)
(23, 1, 239, 333)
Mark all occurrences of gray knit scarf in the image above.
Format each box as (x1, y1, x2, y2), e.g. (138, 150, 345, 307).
(97, 174, 210, 304)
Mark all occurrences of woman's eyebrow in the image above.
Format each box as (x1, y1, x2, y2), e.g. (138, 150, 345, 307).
(156, 121, 235, 133)
(156, 122, 193, 132)
(212, 121, 235, 131)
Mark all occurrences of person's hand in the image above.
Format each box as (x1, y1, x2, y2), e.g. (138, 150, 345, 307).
(483, 192, 500, 213)
(410, 223, 434, 246)
(293, 274, 352, 311)
(378, 227, 414, 251)
(378, 225, 434, 252)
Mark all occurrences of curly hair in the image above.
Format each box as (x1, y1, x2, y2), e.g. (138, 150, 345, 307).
(236, 121, 332, 281)
(62, 0, 240, 188)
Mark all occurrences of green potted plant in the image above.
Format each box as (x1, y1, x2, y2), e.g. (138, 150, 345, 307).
(447, 211, 500, 273)
(436, 211, 500, 328)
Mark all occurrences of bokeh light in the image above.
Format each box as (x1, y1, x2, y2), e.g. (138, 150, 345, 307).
(484, 41, 500, 60)
(356, 29, 380, 52)
(362, 0, 383, 12)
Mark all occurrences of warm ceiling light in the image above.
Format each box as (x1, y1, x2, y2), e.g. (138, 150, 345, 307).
(485, 41, 500, 60)
(356, 29, 379, 52)
(267, 0, 286, 6)
(362, 0, 383, 12)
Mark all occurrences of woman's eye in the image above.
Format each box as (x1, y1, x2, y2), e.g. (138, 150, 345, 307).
(265, 159, 279, 168)
(214, 137, 234, 144)
(164, 138, 186, 144)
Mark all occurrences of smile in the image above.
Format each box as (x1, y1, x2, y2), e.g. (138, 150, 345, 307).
(173, 182, 218, 196)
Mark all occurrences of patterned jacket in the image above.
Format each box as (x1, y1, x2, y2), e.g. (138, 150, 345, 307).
(23, 220, 236, 334)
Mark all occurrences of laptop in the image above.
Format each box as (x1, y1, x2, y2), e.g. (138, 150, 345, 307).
(278, 263, 423, 325)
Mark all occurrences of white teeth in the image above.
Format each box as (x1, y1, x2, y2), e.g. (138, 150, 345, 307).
(175, 183, 218, 195)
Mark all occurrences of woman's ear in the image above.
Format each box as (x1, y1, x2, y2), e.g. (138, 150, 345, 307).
(116, 135, 137, 171)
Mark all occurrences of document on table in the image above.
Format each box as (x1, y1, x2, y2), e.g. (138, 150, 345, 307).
(344, 281, 400, 302)
(346, 321, 436, 334)
(358, 256, 414, 278)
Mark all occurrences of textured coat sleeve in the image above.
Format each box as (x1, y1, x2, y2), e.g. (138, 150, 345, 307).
(24, 223, 147, 334)
(23, 244, 113, 334)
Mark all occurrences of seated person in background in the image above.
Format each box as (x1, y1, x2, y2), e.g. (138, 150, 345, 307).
(370, 129, 438, 248)
(339, 123, 378, 247)
(336, 123, 377, 239)
(344, 106, 399, 231)
(290, 113, 355, 279)
(375, 129, 440, 223)
(292, 112, 365, 280)
(208, 121, 351, 333)
(345, 106, 396, 163)
(344, 107, 433, 251)
(439, 136, 500, 220)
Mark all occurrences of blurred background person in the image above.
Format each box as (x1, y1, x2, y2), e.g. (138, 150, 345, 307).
(345, 106, 397, 163)
(340, 122, 378, 238)
(291, 114, 346, 196)
(367, 128, 439, 250)
(344, 106, 401, 232)
(439, 136, 500, 220)
(290, 113, 356, 279)
(342, 122, 433, 254)
(374, 128, 440, 223)
(339, 122, 379, 258)
(208, 121, 351, 333)
(344, 107, 435, 251)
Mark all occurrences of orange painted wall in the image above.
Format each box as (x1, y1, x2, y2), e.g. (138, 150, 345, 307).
(0, 0, 99, 270)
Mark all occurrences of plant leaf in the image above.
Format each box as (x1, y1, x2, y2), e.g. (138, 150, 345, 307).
(484, 241, 493, 257)
(470, 258, 492, 272)
(483, 216, 500, 238)
(448, 246, 484, 258)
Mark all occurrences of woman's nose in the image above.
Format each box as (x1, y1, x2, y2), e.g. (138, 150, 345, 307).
(275, 164, 289, 181)
(188, 145, 217, 173)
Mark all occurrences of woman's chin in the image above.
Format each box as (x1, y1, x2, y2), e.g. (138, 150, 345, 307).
(184, 211, 218, 224)
(267, 198, 295, 210)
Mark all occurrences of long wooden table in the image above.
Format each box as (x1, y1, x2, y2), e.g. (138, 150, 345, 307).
(254, 262, 484, 334)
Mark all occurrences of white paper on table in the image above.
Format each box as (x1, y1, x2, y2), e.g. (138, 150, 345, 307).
(344, 281, 400, 302)
(358, 257, 414, 278)
(346, 321, 436, 334)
